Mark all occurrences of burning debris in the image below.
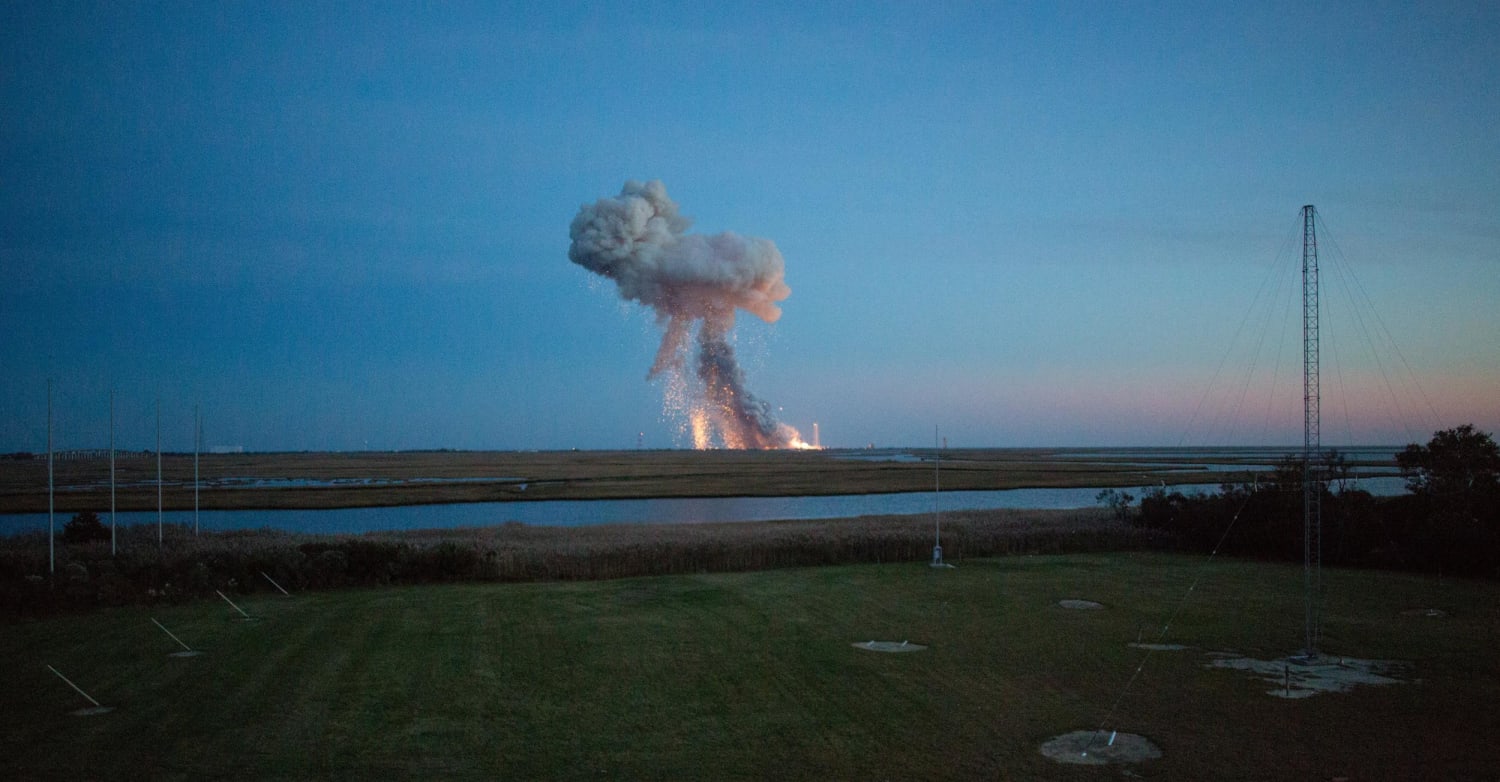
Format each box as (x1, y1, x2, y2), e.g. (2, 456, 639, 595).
(568, 180, 811, 449)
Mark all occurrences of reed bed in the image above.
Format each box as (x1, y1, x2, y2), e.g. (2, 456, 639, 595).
(0, 448, 1210, 512)
(0, 508, 1169, 616)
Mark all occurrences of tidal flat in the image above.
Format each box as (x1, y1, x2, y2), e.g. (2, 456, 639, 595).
(0, 446, 1398, 513)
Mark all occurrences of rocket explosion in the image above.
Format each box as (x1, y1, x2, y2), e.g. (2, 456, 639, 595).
(568, 180, 813, 449)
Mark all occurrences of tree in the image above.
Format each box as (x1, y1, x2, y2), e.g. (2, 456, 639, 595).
(1095, 488, 1134, 521)
(1398, 425, 1500, 496)
(63, 511, 110, 544)
(1397, 425, 1500, 524)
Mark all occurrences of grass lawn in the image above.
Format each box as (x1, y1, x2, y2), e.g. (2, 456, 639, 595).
(3, 553, 1497, 780)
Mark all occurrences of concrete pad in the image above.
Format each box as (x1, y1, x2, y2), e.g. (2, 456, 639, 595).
(1208, 654, 1406, 699)
(1040, 730, 1161, 765)
(851, 640, 927, 653)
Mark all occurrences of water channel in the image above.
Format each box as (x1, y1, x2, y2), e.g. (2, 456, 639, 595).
(0, 476, 1407, 536)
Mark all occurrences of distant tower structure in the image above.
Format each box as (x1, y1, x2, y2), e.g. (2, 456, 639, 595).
(812, 422, 820, 449)
(1301, 204, 1322, 658)
(930, 425, 952, 568)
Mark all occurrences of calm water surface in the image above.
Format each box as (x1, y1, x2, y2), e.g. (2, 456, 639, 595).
(0, 477, 1406, 536)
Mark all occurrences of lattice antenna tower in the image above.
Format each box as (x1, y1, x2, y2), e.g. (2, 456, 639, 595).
(1301, 204, 1323, 658)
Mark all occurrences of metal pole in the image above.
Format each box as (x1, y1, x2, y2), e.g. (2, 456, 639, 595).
(110, 390, 116, 556)
(931, 425, 944, 567)
(151, 617, 194, 652)
(46, 665, 102, 708)
(193, 405, 200, 536)
(156, 399, 162, 546)
(934, 425, 941, 549)
(216, 590, 252, 619)
(261, 571, 291, 596)
(48, 379, 54, 575)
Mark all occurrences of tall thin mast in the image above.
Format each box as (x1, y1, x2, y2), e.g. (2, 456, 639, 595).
(1301, 204, 1322, 657)
(934, 425, 941, 550)
(156, 399, 162, 545)
(931, 425, 945, 567)
(110, 390, 116, 556)
(48, 379, 54, 575)
(194, 405, 200, 536)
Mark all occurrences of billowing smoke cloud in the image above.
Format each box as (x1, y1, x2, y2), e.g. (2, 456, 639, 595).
(569, 180, 807, 449)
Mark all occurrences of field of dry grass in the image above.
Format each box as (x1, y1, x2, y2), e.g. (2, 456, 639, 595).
(0, 507, 1167, 615)
(0, 448, 1243, 513)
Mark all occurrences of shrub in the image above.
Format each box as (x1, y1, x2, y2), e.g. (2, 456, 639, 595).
(0, 509, 1167, 616)
(62, 512, 110, 545)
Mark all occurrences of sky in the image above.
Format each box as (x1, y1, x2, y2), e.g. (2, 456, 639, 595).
(2, 1, 1497, 452)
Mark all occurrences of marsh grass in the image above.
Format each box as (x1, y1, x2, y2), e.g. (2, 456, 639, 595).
(2, 553, 1496, 779)
(0, 448, 1228, 513)
(0, 508, 1167, 615)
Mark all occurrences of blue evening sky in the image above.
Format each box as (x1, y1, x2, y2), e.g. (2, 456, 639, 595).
(3, 1, 1497, 451)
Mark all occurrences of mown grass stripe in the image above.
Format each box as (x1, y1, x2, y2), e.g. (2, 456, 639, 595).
(1, 554, 1498, 779)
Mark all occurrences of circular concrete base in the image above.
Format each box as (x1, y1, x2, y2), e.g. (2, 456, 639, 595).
(1208, 654, 1406, 698)
(852, 640, 927, 653)
(1058, 599, 1104, 610)
(169, 649, 204, 658)
(71, 706, 114, 717)
(1040, 730, 1161, 765)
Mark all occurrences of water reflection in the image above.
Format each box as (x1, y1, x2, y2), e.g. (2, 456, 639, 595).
(0, 477, 1407, 536)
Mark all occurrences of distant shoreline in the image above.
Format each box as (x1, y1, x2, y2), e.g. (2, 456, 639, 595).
(0, 447, 1402, 515)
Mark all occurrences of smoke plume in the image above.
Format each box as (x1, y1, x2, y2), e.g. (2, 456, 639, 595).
(568, 180, 807, 449)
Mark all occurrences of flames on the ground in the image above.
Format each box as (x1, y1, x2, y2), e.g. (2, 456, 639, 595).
(668, 362, 817, 450)
(686, 413, 816, 450)
(785, 433, 818, 450)
(689, 408, 710, 451)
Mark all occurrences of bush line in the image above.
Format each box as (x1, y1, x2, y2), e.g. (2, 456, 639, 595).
(0, 509, 1164, 617)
